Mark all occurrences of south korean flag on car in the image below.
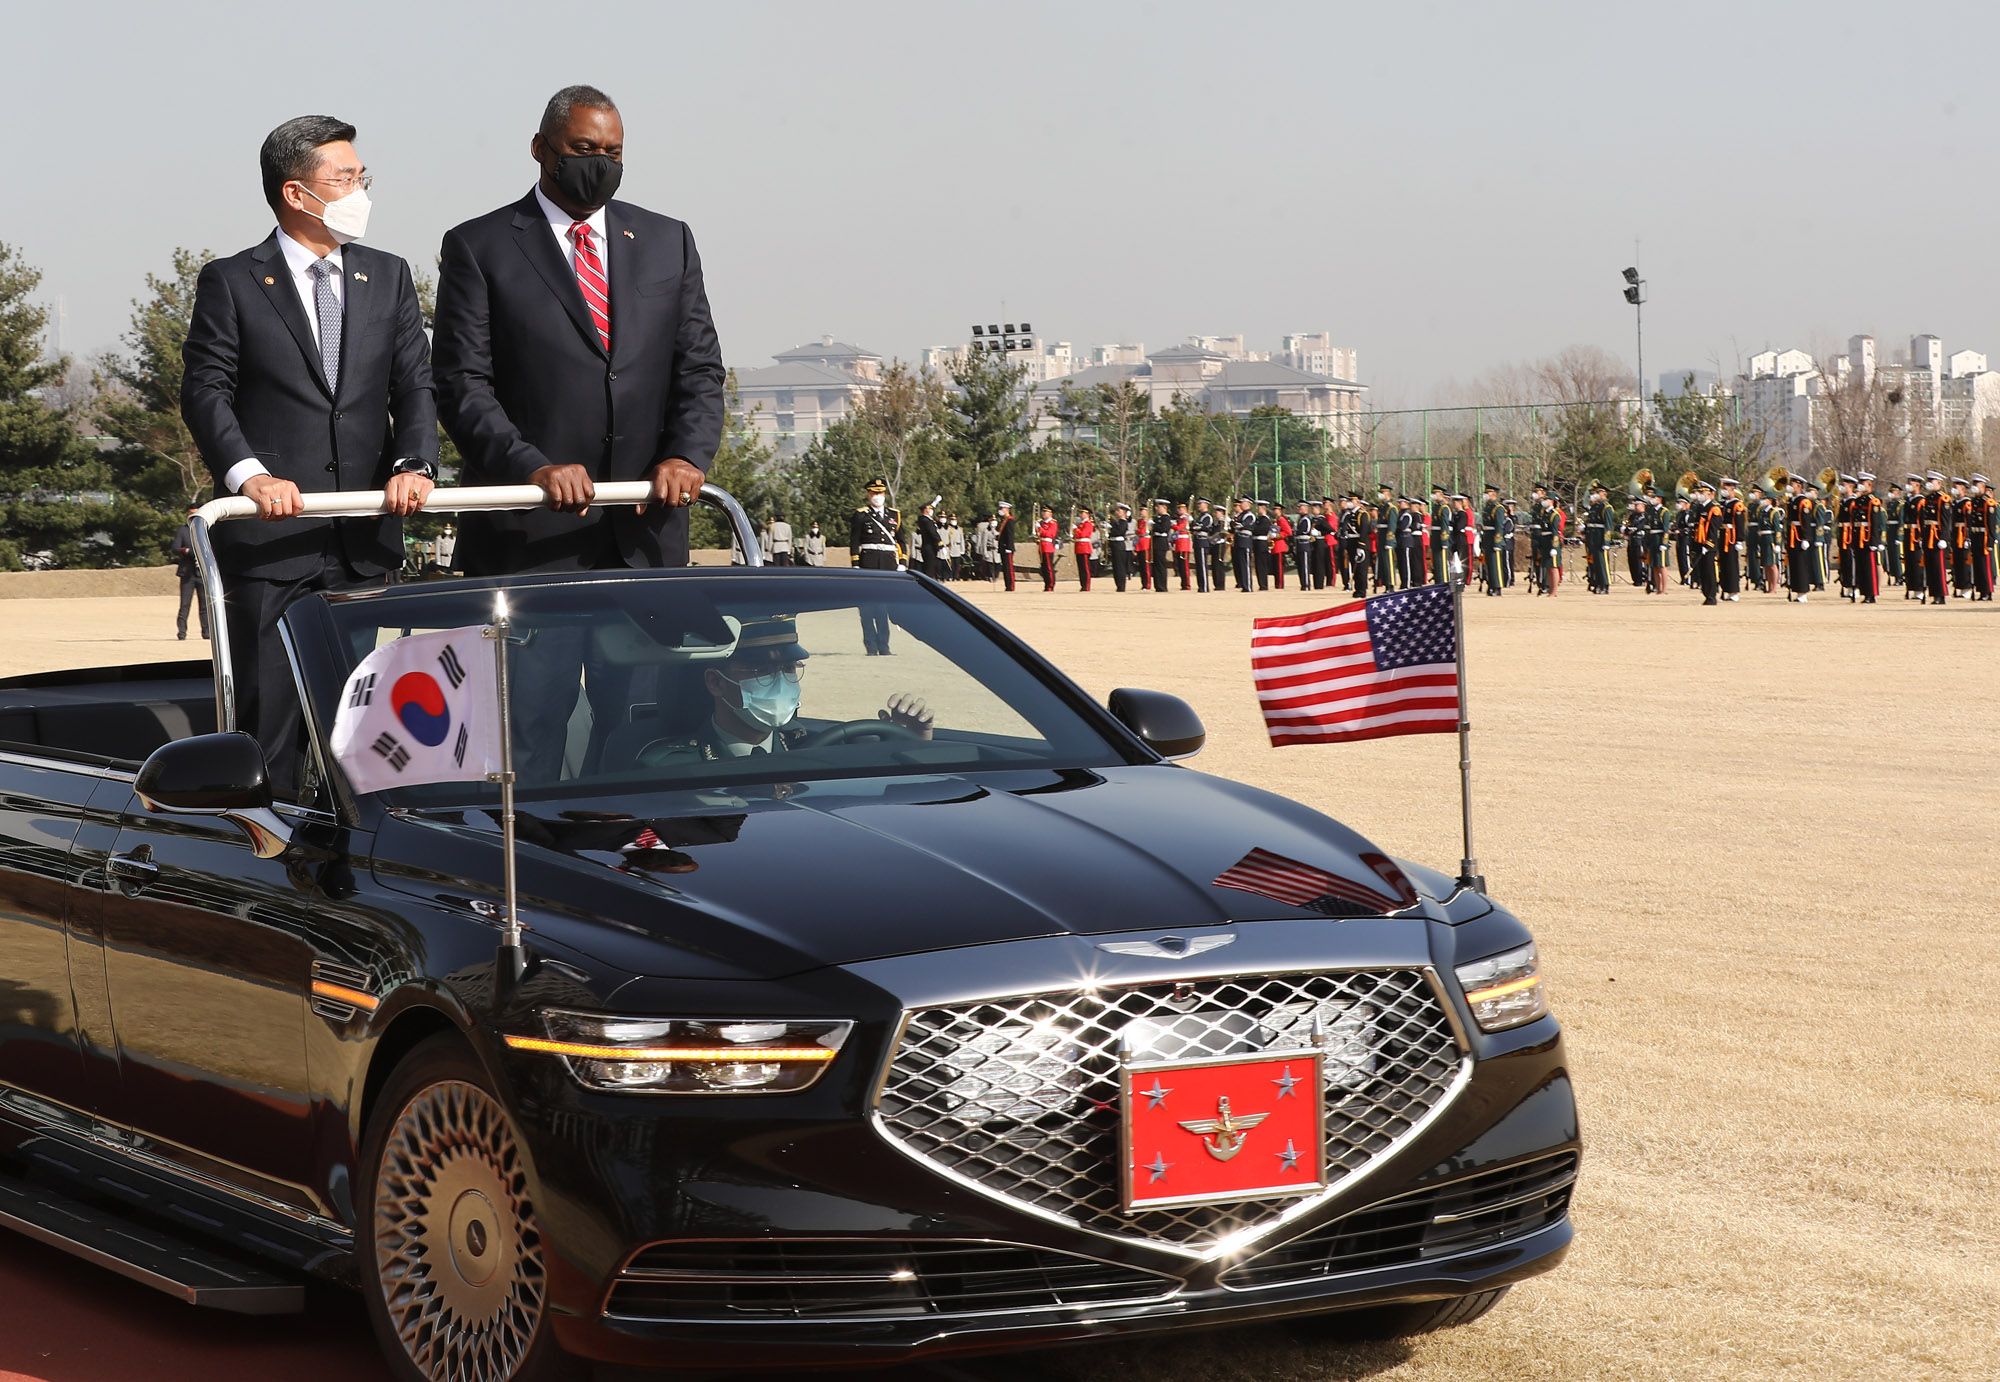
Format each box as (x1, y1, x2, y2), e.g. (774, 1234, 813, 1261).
(329, 626, 499, 794)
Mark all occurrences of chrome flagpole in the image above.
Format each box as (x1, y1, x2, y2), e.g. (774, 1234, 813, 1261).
(487, 591, 528, 998)
(1447, 554, 1483, 894)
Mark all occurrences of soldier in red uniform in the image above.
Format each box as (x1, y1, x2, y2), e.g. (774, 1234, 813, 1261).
(1173, 503, 1194, 589)
(1071, 506, 1095, 592)
(1036, 506, 1059, 592)
(1133, 503, 1153, 590)
(1269, 506, 1291, 589)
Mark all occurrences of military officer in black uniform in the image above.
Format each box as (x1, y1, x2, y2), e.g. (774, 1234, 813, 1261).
(1107, 502, 1134, 592)
(1370, 488, 1394, 591)
(850, 477, 903, 653)
(1148, 498, 1176, 593)
(1688, 479, 1723, 604)
(1580, 481, 1612, 593)
(994, 499, 1016, 592)
(1427, 485, 1450, 583)
(1714, 477, 1747, 600)
(1478, 484, 1504, 594)
(1529, 483, 1558, 595)
(1501, 498, 1519, 587)
(1190, 498, 1217, 592)
(1880, 479, 1904, 587)
(1624, 496, 1648, 589)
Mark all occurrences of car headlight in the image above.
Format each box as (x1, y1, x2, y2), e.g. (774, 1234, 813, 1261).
(1454, 943, 1548, 1032)
(506, 1010, 853, 1093)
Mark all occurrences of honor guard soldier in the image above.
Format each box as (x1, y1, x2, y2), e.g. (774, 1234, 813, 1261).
(1715, 477, 1747, 600)
(1427, 485, 1450, 583)
(1913, 471, 1949, 603)
(1036, 506, 1060, 591)
(1833, 474, 1861, 599)
(1191, 498, 1219, 592)
(1881, 479, 1905, 587)
(1370, 488, 1394, 591)
(1784, 473, 1817, 602)
(851, 477, 904, 654)
(1393, 496, 1419, 589)
(1581, 482, 1613, 593)
(1313, 498, 1338, 589)
(1624, 496, 1649, 590)
(1854, 472, 1885, 602)
(1479, 484, 1504, 594)
(1901, 476, 1926, 599)
(1811, 480, 1832, 590)
(1949, 476, 1974, 595)
(994, 500, 1017, 591)
(1229, 498, 1257, 591)
(1244, 498, 1269, 590)
(1289, 501, 1317, 589)
(1268, 505, 1290, 589)
(1107, 502, 1134, 591)
(1528, 482, 1558, 595)
(1501, 498, 1520, 587)
(1071, 506, 1096, 592)
(1969, 474, 1996, 599)
(1150, 498, 1176, 592)
(1174, 503, 1195, 588)
(1753, 486, 1781, 594)
(1688, 480, 1723, 604)
(1672, 493, 1694, 585)
(1332, 494, 1361, 594)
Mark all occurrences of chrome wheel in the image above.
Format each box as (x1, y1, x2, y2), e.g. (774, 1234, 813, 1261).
(373, 1079, 547, 1382)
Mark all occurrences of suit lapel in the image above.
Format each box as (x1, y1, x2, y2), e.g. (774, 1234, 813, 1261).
(509, 193, 605, 358)
(249, 234, 333, 399)
(604, 202, 638, 367)
(335, 248, 375, 404)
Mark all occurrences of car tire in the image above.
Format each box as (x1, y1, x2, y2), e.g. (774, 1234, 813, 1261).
(1295, 1285, 1511, 1341)
(358, 1032, 580, 1382)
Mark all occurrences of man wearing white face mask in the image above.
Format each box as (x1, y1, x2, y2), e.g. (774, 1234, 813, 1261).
(182, 114, 436, 795)
(636, 616, 932, 764)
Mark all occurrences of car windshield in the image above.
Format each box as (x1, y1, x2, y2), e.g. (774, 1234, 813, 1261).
(311, 573, 1131, 804)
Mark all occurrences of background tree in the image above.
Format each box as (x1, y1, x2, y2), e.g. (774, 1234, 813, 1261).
(1812, 353, 1904, 480)
(0, 241, 166, 570)
(690, 371, 780, 551)
(1647, 373, 1764, 488)
(944, 349, 1030, 517)
(96, 248, 214, 514)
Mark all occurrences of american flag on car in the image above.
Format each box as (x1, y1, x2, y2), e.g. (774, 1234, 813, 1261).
(1251, 585, 1460, 746)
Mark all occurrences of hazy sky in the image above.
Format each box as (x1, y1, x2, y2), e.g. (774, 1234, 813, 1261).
(7, 1, 1995, 406)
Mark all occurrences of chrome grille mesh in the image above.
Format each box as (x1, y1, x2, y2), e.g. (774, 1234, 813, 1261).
(875, 970, 1464, 1248)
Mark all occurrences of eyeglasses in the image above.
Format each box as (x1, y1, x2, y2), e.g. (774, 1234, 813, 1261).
(304, 172, 373, 194)
(726, 665, 804, 692)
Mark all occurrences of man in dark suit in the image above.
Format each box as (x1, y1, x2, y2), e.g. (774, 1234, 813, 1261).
(433, 85, 724, 780)
(182, 115, 436, 795)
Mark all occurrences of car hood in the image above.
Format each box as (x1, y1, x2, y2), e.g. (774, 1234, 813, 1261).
(372, 765, 1423, 981)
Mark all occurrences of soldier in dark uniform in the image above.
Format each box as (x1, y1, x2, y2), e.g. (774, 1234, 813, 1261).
(1427, 485, 1450, 583)
(1784, 473, 1817, 603)
(1313, 498, 1337, 590)
(1811, 482, 1832, 590)
(1881, 479, 1905, 587)
(1243, 499, 1269, 590)
(1501, 498, 1519, 587)
(1949, 476, 1974, 596)
(1624, 497, 1648, 590)
(1332, 494, 1360, 594)
(850, 477, 903, 653)
(994, 500, 1016, 591)
(1689, 480, 1722, 604)
(1289, 500, 1317, 589)
(1581, 482, 1612, 593)
(1752, 488, 1780, 594)
(1641, 487, 1668, 594)
(1390, 496, 1416, 589)
(1230, 498, 1257, 591)
(1970, 474, 1996, 599)
(1853, 472, 1885, 603)
(1912, 471, 1949, 604)
(1150, 498, 1176, 593)
(1715, 477, 1748, 601)
(915, 501, 944, 579)
(1902, 477, 1927, 600)
(1478, 484, 1504, 595)
(1369, 488, 1393, 591)
(1672, 495, 1693, 585)
(639, 614, 934, 766)
(1529, 483, 1558, 595)
(1191, 498, 1218, 592)
(1832, 474, 1860, 599)
(1107, 502, 1134, 592)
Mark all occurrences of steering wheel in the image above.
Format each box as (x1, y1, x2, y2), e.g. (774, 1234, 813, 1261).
(794, 718, 926, 750)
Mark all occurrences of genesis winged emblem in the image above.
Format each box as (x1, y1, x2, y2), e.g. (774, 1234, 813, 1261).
(1177, 1096, 1269, 1162)
(1097, 933, 1236, 960)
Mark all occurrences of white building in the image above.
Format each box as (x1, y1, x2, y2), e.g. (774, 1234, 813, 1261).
(731, 336, 883, 458)
(1731, 333, 2000, 466)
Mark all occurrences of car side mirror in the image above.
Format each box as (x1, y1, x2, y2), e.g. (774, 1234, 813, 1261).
(1108, 688, 1205, 761)
(134, 732, 293, 859)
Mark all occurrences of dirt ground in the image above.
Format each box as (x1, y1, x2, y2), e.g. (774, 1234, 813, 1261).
(0, 572, 1995, 1382)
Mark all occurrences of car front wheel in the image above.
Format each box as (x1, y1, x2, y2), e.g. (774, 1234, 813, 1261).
(359, 1033, 577, 1382)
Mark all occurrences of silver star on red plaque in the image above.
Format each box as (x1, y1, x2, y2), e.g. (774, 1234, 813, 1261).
(1142, 1079, 1173, 1109)
(1276, 1138, 1302, 1171)
(1146, 1153, 1172, 1183)
(1272, 1066, 1301, 1099)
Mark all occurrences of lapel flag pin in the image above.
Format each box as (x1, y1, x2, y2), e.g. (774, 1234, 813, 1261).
(622, 229, 634, 238)
(264, 276, 276, 284)
(354, 272, 369, 282)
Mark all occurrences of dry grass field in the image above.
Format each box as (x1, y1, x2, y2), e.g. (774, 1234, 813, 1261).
(1, 572, 1996, 1382)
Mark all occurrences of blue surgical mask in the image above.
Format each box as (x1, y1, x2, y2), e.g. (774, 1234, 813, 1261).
(728, 669, 801, 731)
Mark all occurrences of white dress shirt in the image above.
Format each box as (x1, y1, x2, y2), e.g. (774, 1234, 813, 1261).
(533, 183, 610, 288)
(224, 231, 346, 494)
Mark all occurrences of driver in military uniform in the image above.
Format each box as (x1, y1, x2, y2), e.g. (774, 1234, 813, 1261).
(639, 614, 933, 765)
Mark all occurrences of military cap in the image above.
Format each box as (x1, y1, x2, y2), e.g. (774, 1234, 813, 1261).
(1503, 498, 1518, 508)
(1951, 476, 1969, 487)
(1694, 480, 1715, 493)
(730, 614, 810, 666)
(1530, 480, 1549, 493)
(1197, 496, 1212, 504)
(1643, 485, 1659, 496)
(1430, 484, 1447, 495)
(1719, 476, 1740, 487)
(865, 477, 888, 494)
(1837, 472, 1855, 485)
(1905, 473, 1923, 482)
(1484, 482, 1499, 493)
(1448, 492, 1468, 501)
(1973, 474, 1991, 485)
(1857, 471, 1875, 483)
(1114, 502, 1131, 512)
(1925, 469, 1944, 481)
(996, 499, 1012, 510)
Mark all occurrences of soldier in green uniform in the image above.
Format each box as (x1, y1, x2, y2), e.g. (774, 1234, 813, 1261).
(1428, 485, 1451, 583)
(1881, 478, 1905, 587)
(1529, 482, 1558, 596)
(1582, 481, 1613, 593)
(637, 614, 934, 766)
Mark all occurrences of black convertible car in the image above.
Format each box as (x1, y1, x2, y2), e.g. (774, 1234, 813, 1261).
(0, 488, 1575, 1380)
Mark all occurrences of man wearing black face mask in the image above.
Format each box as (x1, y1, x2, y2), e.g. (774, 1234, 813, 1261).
(181, 114, 436, 797)
(434, 84, 725, 778)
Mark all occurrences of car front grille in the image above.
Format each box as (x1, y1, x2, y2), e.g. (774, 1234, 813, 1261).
(874, 969, 1467, 1250)
(1220, 1151, 1579, 1288)
(604, 1239, 1178, 1322)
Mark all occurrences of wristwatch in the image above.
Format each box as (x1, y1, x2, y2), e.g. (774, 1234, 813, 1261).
(392, 457, 437, 480)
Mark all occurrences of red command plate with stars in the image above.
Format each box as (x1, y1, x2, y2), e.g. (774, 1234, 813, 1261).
(1120, 1051, 1326, 1211)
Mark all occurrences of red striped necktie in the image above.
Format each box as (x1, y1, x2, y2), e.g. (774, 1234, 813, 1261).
(569, 221, 611, 353)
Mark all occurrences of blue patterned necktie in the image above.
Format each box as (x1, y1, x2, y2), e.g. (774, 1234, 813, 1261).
(308, 258, 342, 394)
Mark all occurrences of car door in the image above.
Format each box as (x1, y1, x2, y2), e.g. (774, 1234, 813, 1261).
(0, 751, 113, 1116)
(85, 786, 327, 1213)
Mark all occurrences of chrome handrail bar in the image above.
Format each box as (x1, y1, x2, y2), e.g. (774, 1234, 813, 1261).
(188, 481, 761, 732)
